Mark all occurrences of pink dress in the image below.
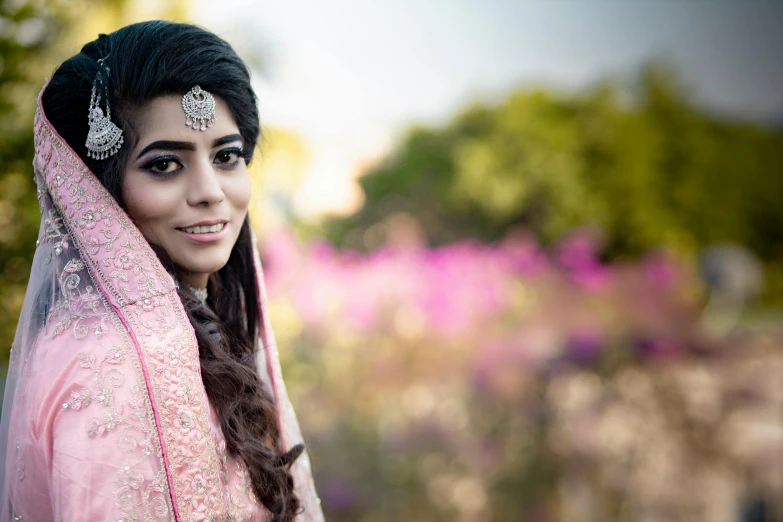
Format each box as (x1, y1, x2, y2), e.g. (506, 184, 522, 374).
(0, 86, 323, 521)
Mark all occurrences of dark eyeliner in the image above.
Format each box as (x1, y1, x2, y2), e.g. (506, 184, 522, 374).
(140, 154, 183, 175)
(215, 147, 244, 167)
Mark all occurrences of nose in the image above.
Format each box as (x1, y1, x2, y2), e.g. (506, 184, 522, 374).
(186, 157, 225, 207)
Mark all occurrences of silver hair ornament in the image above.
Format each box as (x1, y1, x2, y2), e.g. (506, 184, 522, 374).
(182, 85, 216, 131)
(85, 57, 124, 160)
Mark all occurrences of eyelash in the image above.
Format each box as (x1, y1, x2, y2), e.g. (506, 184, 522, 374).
(141, 147, 245, 177)
(215, 147, 244, 167)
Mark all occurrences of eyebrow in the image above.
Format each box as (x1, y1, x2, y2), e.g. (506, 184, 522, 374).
(136, 134, 244, 159)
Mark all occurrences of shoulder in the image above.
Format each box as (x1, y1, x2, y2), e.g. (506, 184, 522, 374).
(27, 320, 136, 440)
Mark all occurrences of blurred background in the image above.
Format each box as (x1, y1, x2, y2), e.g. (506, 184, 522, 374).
(1, 1, 782, 520)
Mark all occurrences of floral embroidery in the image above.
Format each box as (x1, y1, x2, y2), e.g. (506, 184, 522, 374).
(38, 207, 71, 263)
(216, 438, 229, 485)
(105, 245, 143, 274)
(61, 388, 92, 411)
(215, 436, 256, 521)
(175, 412, 193, 433)
(68, 350, 161, 457)
(77, 204, 110, 230)
(33, 110, 169, 514)
(126, 298, 174, 338)
(34, 105, 270, 521)
(87, 411, 119, 437)
(69, 183, 99, 210)
(77, 350, 125, 406)
(233, 464, 255, 503)
(181, 464, 221, 519)
(35, 214, 171, 519)
(154, 338, 197, 405)
(113, 467, 171, 521)
(84, 225, 122, 256)
(35, 205, 170, 518)
(47, 258, 111, 340)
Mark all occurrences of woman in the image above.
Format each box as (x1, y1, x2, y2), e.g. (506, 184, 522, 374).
(0, 21, 323, 521)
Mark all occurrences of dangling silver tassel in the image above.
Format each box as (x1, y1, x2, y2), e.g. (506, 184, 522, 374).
(85, 56, 124, 160)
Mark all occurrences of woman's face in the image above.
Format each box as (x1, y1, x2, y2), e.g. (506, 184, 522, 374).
(123, 95, 251, 288)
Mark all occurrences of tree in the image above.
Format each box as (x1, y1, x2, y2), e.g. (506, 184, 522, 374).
(323, 64, 783, 301)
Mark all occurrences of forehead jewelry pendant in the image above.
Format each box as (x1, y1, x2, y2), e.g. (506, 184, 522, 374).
(85, 57, 124, 160)
(182, 85, 216, 131)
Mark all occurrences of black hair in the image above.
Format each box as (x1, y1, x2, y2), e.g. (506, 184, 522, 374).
(41, 20, 303, 521)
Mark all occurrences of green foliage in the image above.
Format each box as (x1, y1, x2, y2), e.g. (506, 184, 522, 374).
(324, 64, 783, 299)
(0, 0, 68, 369)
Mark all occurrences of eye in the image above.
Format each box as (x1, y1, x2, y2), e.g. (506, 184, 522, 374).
(215, 147, 243, 166)
(145, 157, 183, 175)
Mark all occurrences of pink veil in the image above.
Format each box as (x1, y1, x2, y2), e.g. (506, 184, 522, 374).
(0, 85, 323, 521)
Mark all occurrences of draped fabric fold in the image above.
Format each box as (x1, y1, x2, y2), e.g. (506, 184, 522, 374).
(0, 85, 323, 522)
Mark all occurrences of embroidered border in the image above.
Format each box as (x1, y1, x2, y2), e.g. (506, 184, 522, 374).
(35, 92, 225, 520)
(37, 183, 172, 518)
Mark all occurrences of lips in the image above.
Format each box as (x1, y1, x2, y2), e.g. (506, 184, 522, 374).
(176, 220, 229, 243)
(180, 223, 225, 234)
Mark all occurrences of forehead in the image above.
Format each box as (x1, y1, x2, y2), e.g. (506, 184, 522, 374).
(130, 94, 239, 149)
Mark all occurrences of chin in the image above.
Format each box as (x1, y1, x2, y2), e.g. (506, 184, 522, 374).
(175, 255, 231, 277)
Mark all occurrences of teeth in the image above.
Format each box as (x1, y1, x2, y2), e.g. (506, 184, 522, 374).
(182, 223, 225, 234)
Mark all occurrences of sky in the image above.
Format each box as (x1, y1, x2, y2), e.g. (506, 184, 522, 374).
(193, 0, 783, 218)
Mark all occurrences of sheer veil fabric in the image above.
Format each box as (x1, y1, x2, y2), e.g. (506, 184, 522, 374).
(0, 84, 323, 522)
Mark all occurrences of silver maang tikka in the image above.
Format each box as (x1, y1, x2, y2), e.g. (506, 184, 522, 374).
(85, 57, 124, 160)
(181, 85, 216, 131)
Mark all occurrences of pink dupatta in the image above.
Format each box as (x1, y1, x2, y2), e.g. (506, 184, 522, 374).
(0, 85, 323, 522)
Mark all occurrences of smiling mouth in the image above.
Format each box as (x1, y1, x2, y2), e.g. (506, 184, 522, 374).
(178, 223, 226, 234)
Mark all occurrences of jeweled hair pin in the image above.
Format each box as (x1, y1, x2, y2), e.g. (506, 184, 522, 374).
(85, 56, 124, 160)
(182, 85, 216, 131)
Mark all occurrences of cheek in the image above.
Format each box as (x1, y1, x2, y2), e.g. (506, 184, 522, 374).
(122, 172, 179, 238)
(226, 170, 252, 211)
